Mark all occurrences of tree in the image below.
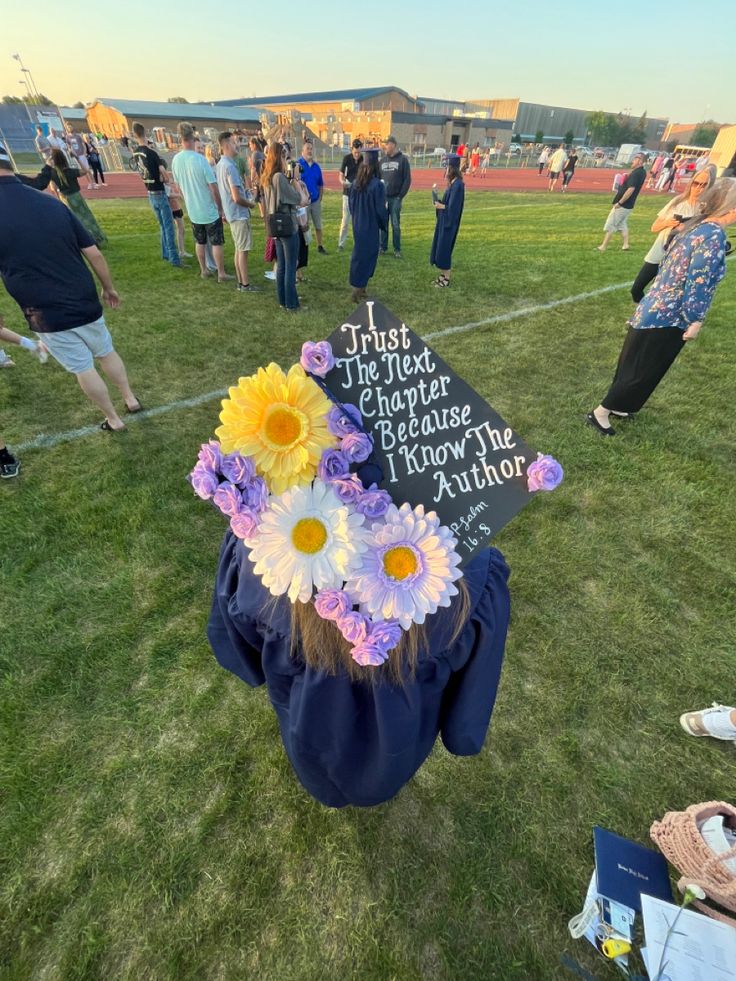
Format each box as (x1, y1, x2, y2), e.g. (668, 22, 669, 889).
(167, 96, 189, 103)
(564, 129, 574, 145)
(72, 101, 85, 109)
(535, 129, 544, 144)
(691, 121, 720, 147)
(512, 133, 521, 143)
(2, 95, 22, 104)
(587, 110, 615, 145)
(2, 92, 54, 106)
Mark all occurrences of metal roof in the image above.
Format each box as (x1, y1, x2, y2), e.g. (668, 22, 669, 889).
(59, 107, 87, 119)
(92, 99, 261, 121)
(207, 87, 415, 108)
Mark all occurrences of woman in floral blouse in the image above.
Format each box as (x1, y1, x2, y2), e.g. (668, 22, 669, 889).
(588, 178, 736, 436)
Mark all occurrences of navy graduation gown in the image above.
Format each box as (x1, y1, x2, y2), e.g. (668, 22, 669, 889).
(207, 534, 511, 808)
(348, 177, 387, 289)
(430, 178, 465, 270)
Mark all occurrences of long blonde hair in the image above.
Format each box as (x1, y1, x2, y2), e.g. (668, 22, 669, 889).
(669, 164, 717, 210)
(678, 177, 736, 236)
(289, 581, 471, 684)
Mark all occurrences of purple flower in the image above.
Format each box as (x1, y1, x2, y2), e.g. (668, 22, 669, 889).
(314, 589, 352, 622)
(318, 448, 350, 482)
(300, 340, 335, 378)
(230, 507, 259, 541)
(327, 403, 363, 438)
(341, 431, 373, 464)
(221, 452, 255, 487)
(527, 453, 564, 492)
(243, 476, 269, 513)
(355, 486, 393, 520)
(329, 474, 365, 505)
(337, 611, 369, 644)
(198, 440, 223, 472)
(190, 462, 219, 500)
(351, 639, 388, 667)
(213, 481, 244, 517)
(369, 619, 403, 653)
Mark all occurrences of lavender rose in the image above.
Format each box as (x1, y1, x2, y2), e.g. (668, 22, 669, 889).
(243, 476, 269, 513)
(190, 462, 219, 500)
(355, 486, 392, 520)
(351, 639, 388, 668)
(300, 341, 335, 378)
(329, 474, 365, 505)
(198, 440, 223, 472)
(527, 453, 564, 492)
(341, 431, 373, 464)
(314, 589, 352, 622)
(221, 452, 255, 487)
(230, 507, 259, 541)
(336, 611, 369, 645)
(213, 481, 244, 517)
(317, 448, 350, 482)
(327, 403, 363, 438)
(369, 619, 403, 652)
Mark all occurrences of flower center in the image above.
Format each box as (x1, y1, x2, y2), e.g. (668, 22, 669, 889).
(291, 517, 327, 555)
(262, 404, 305, 450)
(383, 546, 419, 581)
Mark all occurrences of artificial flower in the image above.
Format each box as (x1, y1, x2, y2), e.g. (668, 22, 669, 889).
(300, 341, 335, 377)
(317, 448, 350, 482)
(327, 403, 362, 438)
(243, 476, 269, 513)
(336, 611, 369, 645)
(350, 639, 389, 667)
(346, 503, 463, 630)
(213, 481, 244, 517)
(215, 363, 337, 495)
(355, 486, 392, 520)
(220, 451, 256, 487)
(248, 479, 367, 603)
(197, 440, 223, 472)
(329, 474, 366, 505)
(190, 462, 219, 500)
(341, 431, 373, 464)
(369, 619, 403, 652)
(230, 508, 259, 542)
(527, 453, 564, 492)
(314, 588, 352, 621)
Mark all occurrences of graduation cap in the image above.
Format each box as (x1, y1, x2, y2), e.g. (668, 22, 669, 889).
(446, 153, 462, 167)
(362, 147, 380, 161)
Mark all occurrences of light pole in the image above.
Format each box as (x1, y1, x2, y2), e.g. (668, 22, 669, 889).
(18, 81, 35, 127)
(12, 53, 41, 103)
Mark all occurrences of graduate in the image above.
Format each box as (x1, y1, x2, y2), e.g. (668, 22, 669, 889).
(430, 154, 465, 288)
(348, 148, 387, 304)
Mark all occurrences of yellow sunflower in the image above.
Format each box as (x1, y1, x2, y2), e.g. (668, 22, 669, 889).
(215, 363, 337, 494)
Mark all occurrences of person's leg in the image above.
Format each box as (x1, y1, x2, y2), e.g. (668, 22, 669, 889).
(390, 197, 402, 254)
(311, 202, 324, 249)
(380, 203, 389, 253)
(211, 245, 227, 279)
(175, 216, 187, 257)
(149, 193, 167, 260)
(76, 367, 126, 429)
(630, 262, 659, 303)
(97, 350, 139, 411)
(597, 231, 613, 251)
(158, 197, 180, 265)
(235, 249, 250, 287)
(621, 216, 630, 250)
(274, 237, 287, 307)
(283, 233, 300, 309)
(338, 196, 350, 249)
(196, 244, 210, 275)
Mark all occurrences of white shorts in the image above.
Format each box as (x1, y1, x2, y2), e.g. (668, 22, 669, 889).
(37, 316, 113, 374)
(604, 206, 631, 234)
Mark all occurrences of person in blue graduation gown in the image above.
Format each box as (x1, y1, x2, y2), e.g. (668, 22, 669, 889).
(430, 155, 465, 287)
(348, 148, 387, 303)
(207, 533, 511, 809)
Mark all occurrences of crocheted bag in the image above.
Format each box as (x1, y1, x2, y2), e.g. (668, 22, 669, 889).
(650, 801, 736, 925)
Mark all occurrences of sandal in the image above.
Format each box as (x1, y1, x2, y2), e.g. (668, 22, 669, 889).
(101, 420, 126, 433)
(432, 275, 450, 288)
(125, 402, 144, 414)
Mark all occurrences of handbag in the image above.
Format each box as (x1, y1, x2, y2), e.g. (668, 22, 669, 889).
(267, 208, 297, 238)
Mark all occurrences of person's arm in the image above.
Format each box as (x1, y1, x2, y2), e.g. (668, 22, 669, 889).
(680, 234, 723, 339)
(0, 321, 43, 355)
(276, 173, 302, 206)
(651, 207, 680, 234)
(208, 180, 224, 215)
(399, 157, 412, 199)
(81, 245, 120, 308)
(318, 165, 324, 202)
(615, 185, 635, 206)
(229, 173, 255, 209)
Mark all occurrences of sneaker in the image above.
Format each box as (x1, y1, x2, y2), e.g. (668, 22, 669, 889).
(318, 245, 328, 255)
(0, 456, 20, 479)
(0, 352, 15, 368)
(680, 704, 736, 741)
(238, 283, 260, 292)
(182, 251, 194, 259)
(264, 271, 276, 281)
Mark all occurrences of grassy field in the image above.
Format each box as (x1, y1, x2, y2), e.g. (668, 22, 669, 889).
(1, 189, 735, 980)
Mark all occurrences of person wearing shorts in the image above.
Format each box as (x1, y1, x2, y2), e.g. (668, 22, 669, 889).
(597, 154, 647, 252)
(297, 140, 327, 253)
(0, 144, 141, 433)
(216, 132, 258, 292)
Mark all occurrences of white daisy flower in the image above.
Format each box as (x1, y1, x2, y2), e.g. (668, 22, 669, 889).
(346, 503, 463, 630)
(248, 479, 367, 603)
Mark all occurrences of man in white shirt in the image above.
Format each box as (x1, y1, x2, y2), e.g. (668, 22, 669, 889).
(548, 144, 568, 191)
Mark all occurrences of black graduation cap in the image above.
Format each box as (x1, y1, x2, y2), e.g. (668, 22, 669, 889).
(322, 300, 544, 566)
(362, 147, 380, 160)
(446, 153, 461, 166)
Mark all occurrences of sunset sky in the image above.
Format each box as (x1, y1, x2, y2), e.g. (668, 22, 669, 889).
(2, 0, 734, 123)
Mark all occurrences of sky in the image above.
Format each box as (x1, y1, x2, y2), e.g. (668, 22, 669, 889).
(2, 0, 734, 124)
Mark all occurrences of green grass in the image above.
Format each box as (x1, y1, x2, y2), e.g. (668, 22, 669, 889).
(1, 190, 735, 980)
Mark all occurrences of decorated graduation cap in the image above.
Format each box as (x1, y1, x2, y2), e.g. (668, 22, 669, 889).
(362, 146, 380, 161)
(190, 301, 562, 667)
(446, 153, 462, 167)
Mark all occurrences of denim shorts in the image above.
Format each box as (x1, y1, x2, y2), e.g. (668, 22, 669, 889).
(37, 316, 114, 374)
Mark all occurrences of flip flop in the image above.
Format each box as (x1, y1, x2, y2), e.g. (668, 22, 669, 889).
(125, 402, 144, 414)
(101, 420, 126, 433)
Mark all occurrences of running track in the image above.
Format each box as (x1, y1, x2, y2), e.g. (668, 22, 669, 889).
(77, 167, 668, 200)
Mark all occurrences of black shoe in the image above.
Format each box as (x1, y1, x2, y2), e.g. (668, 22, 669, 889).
(585, 412, 616, 436)
(1, 456, 21, 478)
(609, 410, 635, 419)
(318, 245, 328, 255)
(238, 283, 260, 292)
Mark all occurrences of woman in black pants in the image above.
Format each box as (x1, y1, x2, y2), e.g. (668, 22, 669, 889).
(630, 166, 715, 302)
(85, 138, 105, 185)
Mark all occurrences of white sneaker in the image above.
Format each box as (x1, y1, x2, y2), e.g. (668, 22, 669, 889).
(680, 703, 736, 741)
(264, 271, 276, 281)
(0, 350, 15, 368)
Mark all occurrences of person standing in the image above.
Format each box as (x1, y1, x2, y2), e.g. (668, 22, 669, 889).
(131, 123, 181, 268)
(261, 142, 302, 312)
(469, 142, 481, 176)
(480, 148, 491, 179)
(0, 143, 141, 432)
(379, 135, 411, 258)
(547, 144, 568, 191)
(66, 128, 92, 188)
(46, 128, 70, 163)
(657, 156, 675, 191)
(587, 178, 736, 436)
(430, 154, 465, 288)
(85, 138, 105, 186)
(338, 138, 363, 251)
(216, 131, 258, 292)
(171, 122, 232, 282)
(537, 146, 550, 175)
(630, 166, 716, 302)
(35, 125, 52, 162)
(297, 140, 327, 254)
(24, 149, 106, 246)
(348, 147, 387, 303)
(596, 153, 647, 252)
(562, 147, 579, 191)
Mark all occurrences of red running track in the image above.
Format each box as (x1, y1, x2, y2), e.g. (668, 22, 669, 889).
(77, 167, 670, 200)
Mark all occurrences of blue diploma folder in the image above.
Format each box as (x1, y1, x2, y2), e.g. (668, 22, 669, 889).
(593, 826, 672, 912)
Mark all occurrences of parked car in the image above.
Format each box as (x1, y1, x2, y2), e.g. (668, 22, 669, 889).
(508, 143, 522, 153)
(578, 146, 593, 157)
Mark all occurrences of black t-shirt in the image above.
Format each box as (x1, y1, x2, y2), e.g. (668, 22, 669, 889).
(0, 176, 101, 333)
(132, 144, 165, 191)
(563, 153, 578, 173)
(613, 165, 646, 209)
(340, 152, 362, 195)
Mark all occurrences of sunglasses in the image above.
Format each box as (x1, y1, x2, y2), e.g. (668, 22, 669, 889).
(693, 181, 709, 187)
